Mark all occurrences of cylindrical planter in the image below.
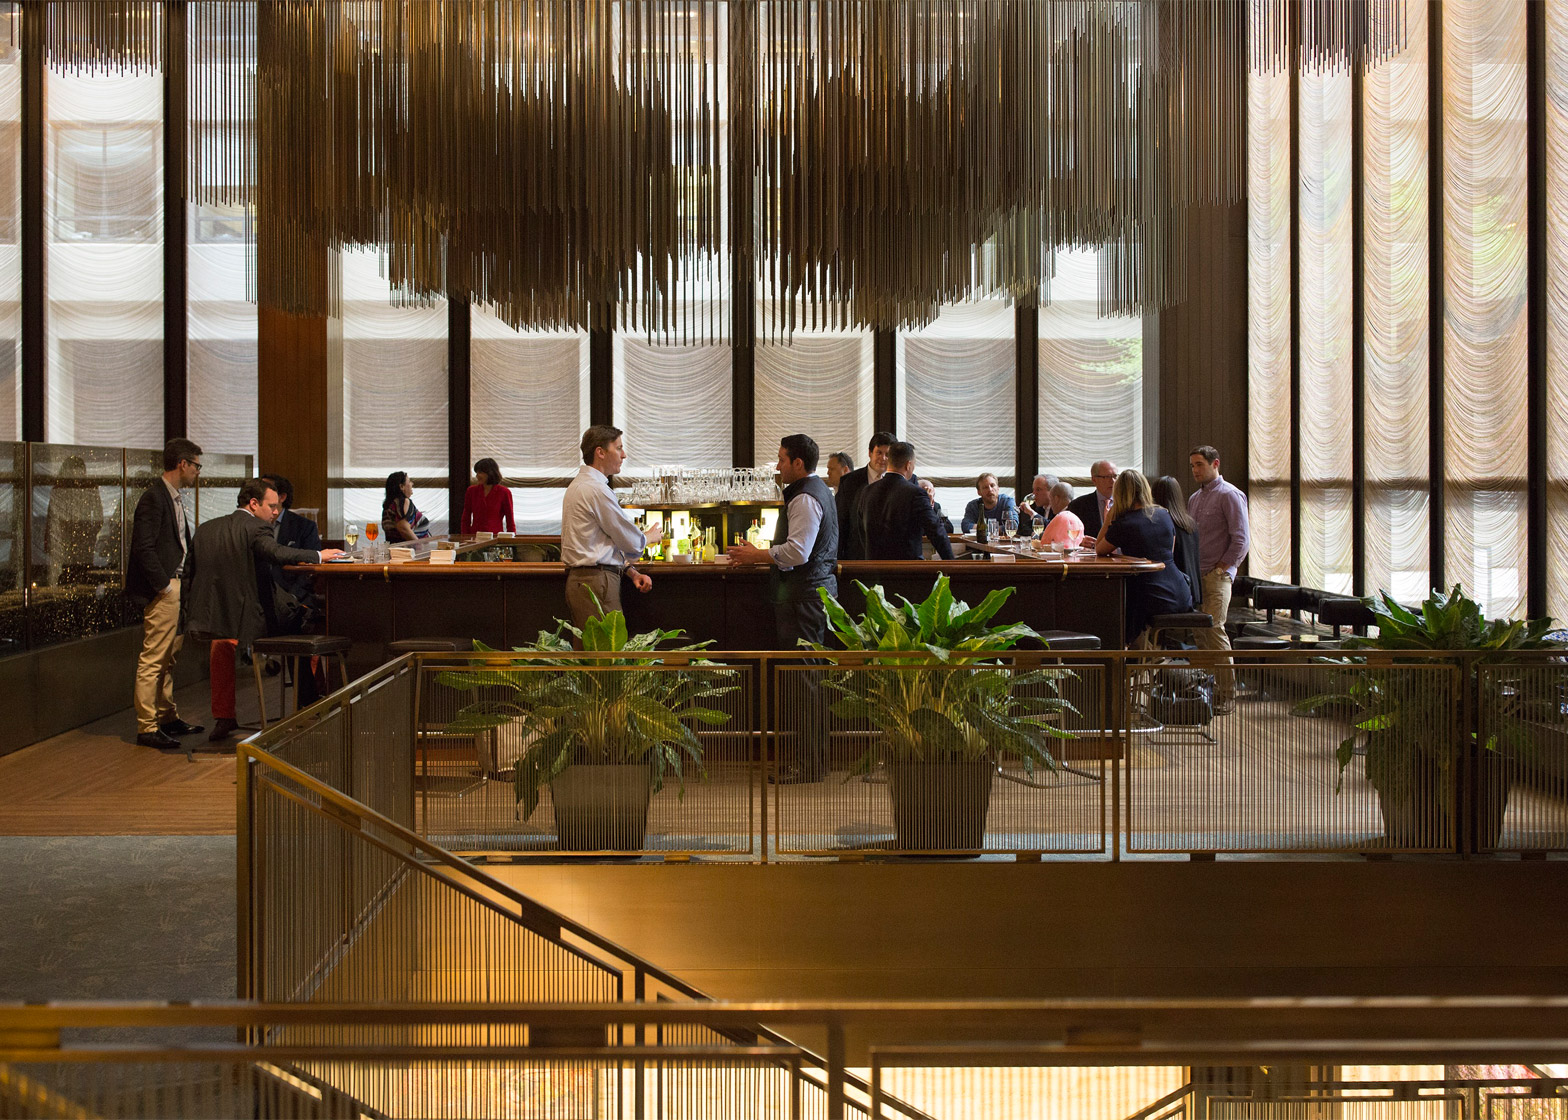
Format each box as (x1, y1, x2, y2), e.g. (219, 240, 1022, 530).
(1374, 751, 1453, 850)
(886, 758, 995, 852)
(549, 763, 654, 852)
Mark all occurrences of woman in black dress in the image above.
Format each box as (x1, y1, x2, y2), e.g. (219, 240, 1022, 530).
(1096, 469, 1193, 646)
(1151, 474, 1202, 607)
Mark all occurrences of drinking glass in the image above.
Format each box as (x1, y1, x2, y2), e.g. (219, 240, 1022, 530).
(1003, 514, 1018, 542)
(986, 519, 1000, 543)
(344, 527, 359, 558)
(1031, 514, 1044, 539)
(365, 521, 379, 543)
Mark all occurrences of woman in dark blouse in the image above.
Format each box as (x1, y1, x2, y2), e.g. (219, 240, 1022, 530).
(1151, 474, 1202, 607)
(382, 471, 428, 542)
(1096, 469, 1192, 646)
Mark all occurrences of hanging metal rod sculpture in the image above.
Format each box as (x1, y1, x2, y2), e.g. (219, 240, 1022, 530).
(37, 0, 1406, 340)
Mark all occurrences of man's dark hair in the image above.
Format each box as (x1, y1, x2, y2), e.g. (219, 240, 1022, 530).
(474, 457, 502, 486)
(779, 433, 819, 473)
(261, 473, 294, 509)
(163, 438, 203, 472)
(888, 441, 915, 471)
(868, 431, 894, 453)
(831, 451, 854, 473)
(581, 425, 624, 466)
(1190, 444, 1221, 464)
(236, 477, 276, 508)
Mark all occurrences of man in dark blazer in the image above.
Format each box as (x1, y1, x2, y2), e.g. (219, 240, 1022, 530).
(833, 430, 893, 561)
(126, 438, 205, 751)
(1066, 460, 1119, 540)
(862, 442, 954, 562)
(187, 478, 341, 743)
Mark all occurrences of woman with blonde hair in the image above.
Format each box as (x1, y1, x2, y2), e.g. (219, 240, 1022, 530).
(1096, 468, 1191, 646)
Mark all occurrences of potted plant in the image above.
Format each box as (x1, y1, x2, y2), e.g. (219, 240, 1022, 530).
(436, 611, 736, 852)
(1296, 585, 1562, 849)
(811, 575, 1073, 851)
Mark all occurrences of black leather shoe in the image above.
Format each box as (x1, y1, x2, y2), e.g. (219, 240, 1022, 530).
(136, 730, 182, 751)
(159, 719, 206, 737)
(208, 717, 239, 742)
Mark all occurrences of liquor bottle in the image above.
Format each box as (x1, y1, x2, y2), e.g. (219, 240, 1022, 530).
(747, 518, 763, 548)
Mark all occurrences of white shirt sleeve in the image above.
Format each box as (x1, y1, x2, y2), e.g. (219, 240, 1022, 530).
(590, 480, 648, 561)
(769, 493, 822, 570)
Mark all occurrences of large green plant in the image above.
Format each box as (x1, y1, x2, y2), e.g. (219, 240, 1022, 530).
(811, 574, 1072, 775)
(1297, 585, 1562, 795)
(435, 611, 736, 819)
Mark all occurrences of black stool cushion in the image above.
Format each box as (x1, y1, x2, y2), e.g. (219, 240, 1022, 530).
(1318, 597, 1377, 629)
(388, 637, 471, 654)
(253, 635, 353, 657)
(1253, 584, 1303, 611)
(1234, 635, 1291, 651)
(1148, 612, 1214, 630)
(1036, 630, 1102, 650)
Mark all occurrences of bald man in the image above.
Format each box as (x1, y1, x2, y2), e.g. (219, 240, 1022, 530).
(1066, 461, 1118, 539)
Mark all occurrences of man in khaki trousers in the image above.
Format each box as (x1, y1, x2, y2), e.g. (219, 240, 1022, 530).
(126, 439, 205, 751)
(561, 425, 661, 630)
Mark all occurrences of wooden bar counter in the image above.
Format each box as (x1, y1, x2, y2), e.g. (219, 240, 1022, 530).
(297, 539, 1159, 674)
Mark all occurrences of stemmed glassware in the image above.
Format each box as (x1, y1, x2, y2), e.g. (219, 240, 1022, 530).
(344, 525, 359, 558)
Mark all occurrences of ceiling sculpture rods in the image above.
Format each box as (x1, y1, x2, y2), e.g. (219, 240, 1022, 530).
(34, 0, 1406, 341)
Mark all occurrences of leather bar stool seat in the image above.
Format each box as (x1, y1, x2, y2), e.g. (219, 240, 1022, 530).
(1035, 630, 1102, 651)
(388, 637, 471, 655)
(250, 635, 353, 729)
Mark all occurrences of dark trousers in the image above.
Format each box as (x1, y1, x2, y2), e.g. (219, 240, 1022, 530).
(774, 586, 832, 777)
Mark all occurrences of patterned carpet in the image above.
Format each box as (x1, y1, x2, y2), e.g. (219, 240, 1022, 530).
(0, 836, 235, 1002)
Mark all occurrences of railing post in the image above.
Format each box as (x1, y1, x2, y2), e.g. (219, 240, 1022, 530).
(235, 753, 255, 1008)
(826, 1021, 846, 1120)
(760, 654, 771, 863)
(1110, 654, 1122, 862)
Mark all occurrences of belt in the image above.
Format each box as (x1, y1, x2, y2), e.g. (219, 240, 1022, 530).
(567, 563, 625, 574)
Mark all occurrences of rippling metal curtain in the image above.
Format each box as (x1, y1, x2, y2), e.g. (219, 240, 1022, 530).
(1362, 0, 1429, 603)
(0, 6, 18, 441)
(754, 326, 873, 470)
(1247, 62, 1294, 584)
(1550, 0, 1568, 619)
(1298, 64, 1355, 595)
(1443, 0, 1528, 619)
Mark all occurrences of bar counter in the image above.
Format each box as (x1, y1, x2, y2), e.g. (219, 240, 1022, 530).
(297, 542, 1160, 673)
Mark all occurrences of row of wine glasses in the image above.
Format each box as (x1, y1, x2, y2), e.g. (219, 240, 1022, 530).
(618, 466, 781, 507)
(983, 513, 1047, 546)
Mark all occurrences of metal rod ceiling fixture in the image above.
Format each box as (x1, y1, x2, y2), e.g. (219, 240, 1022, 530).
(30, 0, 1406, 341)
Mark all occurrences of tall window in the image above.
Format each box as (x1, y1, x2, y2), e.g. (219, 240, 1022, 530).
(1247, 62, 1294, 584)
(899, 298, 1014, 517)
(1298, 65, 1355, 595)
(1038, 250, 1143, 491)
(470, 309, 588, 533)
(615, 328, 733, 473)
(44, 64, 163, 446)
(338, 249, 448, 535)
(1443, 0, 1528, 618)
(1364, 0, 1431, 604)
(754, 316, 873, 470)
(187, 5, 256, 460)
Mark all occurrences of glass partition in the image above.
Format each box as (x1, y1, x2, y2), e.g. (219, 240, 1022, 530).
(0, 441, 250, 656)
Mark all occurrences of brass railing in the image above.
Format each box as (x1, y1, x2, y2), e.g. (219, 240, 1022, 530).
(2, 1000, 1568, 1119)
(246, 648, 1568, 860)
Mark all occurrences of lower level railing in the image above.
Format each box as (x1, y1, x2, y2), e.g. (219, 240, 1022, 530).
(2, 1001, 1567, 1119)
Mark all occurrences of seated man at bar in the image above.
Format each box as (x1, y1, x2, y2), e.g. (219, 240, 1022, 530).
(728, 434, 839, 784)
(960, 472, 1018, 534)
(1067, 460, 1118, 540)
(835, 431, 892, 560)
(562, 425, 662, 628)
(864, 442, 954, 561)
(1015, 473, 1058, 526)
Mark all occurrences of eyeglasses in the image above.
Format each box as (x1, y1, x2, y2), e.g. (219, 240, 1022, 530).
(182, 459, 203, 472)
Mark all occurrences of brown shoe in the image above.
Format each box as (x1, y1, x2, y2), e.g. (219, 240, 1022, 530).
(208, 717, 239, 742)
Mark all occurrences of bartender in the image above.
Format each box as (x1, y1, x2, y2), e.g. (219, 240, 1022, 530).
(728, 433, 839, 648)
(561, 425, 662, 627)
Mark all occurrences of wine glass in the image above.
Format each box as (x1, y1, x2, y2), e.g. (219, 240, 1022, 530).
(1031, 514, 1044, 540)
(1002, 514, 1018, 543)
(344, 526, 359, 558)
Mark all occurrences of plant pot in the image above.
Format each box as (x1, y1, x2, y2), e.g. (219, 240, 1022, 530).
(886, 759, 994, 852)
(1372, 751, 1453, 850)
(549, 763, 653, 852)
(1472, 746, 1511, 852)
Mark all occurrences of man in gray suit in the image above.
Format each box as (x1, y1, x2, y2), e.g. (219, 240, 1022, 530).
(187, 478, 342, 744)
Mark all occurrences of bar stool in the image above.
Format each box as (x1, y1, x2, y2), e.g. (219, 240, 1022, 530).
(1035, 629, 1103, 651)
(1144, 611, 1214, 651)
(1233, 633, 1290, 701)
(387, 637, 471, 657)
(250, 635, 352, 729)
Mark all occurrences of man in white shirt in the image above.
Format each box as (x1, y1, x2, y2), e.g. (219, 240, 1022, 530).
(730, 434, 840, 782)
(562, 425, 662, 628)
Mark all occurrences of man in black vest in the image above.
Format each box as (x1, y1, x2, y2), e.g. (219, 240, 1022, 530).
(863, 442, 954, 561)
(729, 433, 839, 782)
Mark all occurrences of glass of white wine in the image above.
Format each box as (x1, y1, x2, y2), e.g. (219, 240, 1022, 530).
(343, 526, 359, 558)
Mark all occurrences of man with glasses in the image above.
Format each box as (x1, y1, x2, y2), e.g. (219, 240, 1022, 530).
(1067, 460, 1118, 541)
(126, 439, 205, 751)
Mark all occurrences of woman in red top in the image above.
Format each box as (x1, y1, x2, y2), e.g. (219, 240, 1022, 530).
(459, 457, 516, 534)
